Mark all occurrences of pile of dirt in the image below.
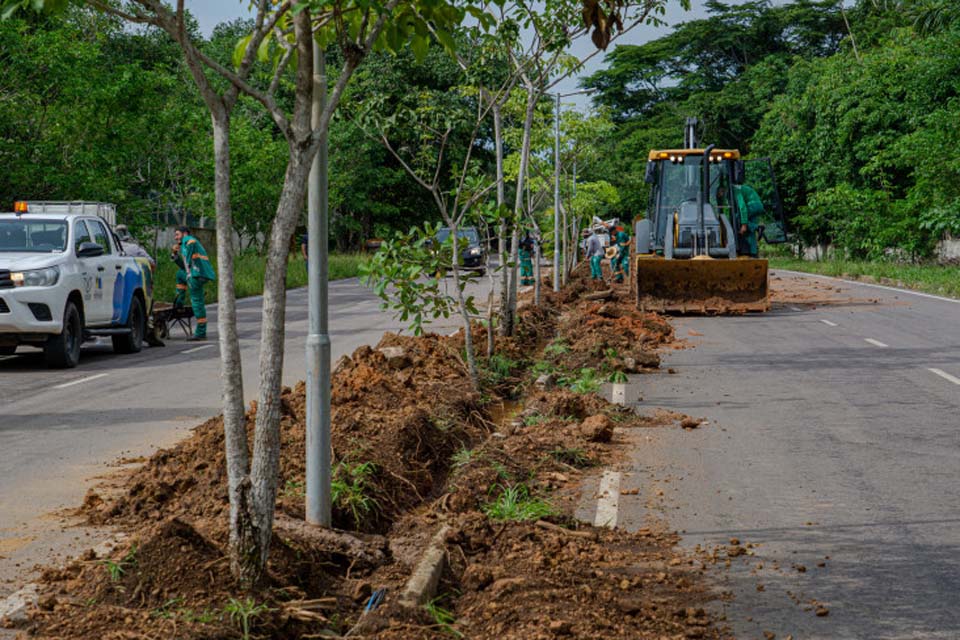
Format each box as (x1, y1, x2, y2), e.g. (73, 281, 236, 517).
(84, 333, 486, 536)
(14, 263, 728, 640)
(441, 513, 727, 639)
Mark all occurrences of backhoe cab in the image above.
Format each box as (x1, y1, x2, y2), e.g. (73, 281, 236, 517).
(633, 120, 787, 313)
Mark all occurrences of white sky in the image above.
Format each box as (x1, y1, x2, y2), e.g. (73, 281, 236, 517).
(194, 1, 745, 107)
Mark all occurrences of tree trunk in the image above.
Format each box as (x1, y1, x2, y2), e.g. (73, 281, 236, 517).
(493, 105, 511, 337)
(448, 222, 480, 388)
(244, 150, 314, 584)
(210, 111, 259, 587)
(505, 90, 537, 331)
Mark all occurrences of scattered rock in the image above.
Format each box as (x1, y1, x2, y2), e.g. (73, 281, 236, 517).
(680, 417, 704, 430)
(579, 414, 613, 443)
(815, 606, 830, 617)
(727, 545, 746, 558)
(763, 631, 776, 639)
(377, 346, 411, 369)
(535, 373, 556, 390)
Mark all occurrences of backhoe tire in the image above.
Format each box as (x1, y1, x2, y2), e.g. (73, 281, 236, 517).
(45, 301, 82, 369)
(0, 345, 16, 356)
(113, 296, 144, 354)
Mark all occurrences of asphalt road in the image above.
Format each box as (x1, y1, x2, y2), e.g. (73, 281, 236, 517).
(0, 269, 501, 596)
(615, 270, 960, 639)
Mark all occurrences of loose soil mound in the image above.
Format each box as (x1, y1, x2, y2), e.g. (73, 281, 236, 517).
(443, 512, 726, 639)
(85, 333, 485, 535)
(770, 274, 882, 307)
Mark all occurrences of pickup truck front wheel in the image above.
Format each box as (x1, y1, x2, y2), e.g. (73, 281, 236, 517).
(112, 296, 144, 354)
(45, 301, 82, 368)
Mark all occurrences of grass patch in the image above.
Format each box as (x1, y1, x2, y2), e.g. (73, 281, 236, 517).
(425, 595, 462, 638)
(563, 367, 601, 394)
(767, 257, 960, 299)
(480, 353, 520, 386)
(549, 447, 594, 468)
(482, 484, 556, 522)
(332, 461, 380, 529)
(153, 252, 365, 304)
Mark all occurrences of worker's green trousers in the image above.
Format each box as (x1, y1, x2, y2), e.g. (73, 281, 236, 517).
(189, 278, 208, 338)
(519, 249, 534, 286)
(589, 255, 603, 280)
(174, 269, 188, 307)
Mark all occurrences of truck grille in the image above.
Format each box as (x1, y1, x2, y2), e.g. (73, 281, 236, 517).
(0, 298, 9, 313)
(0, 270, 12, 289)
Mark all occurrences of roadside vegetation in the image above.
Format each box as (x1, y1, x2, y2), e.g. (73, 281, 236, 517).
(768, 256, 960, 299)
(152, 253, 364, 304)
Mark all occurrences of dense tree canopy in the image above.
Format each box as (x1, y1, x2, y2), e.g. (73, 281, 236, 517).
(583, 0, 960, 259)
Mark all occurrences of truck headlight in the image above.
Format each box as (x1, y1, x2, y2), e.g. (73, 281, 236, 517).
(11, 266, 60, 287)
(467, 247, 482, 256)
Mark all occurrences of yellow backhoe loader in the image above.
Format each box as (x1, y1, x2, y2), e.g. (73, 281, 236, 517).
(633, 119, 788, 313)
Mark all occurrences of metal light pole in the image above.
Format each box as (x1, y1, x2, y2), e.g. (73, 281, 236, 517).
(553, 89, 594, 292)
(306, 41, 331, 527)
(553, 93, 561, 293)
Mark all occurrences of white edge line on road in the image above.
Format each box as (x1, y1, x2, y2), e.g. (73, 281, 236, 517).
(0, 355, 15, 361)
(594, 470, 621, 528)
(864, 338, 888, 348)
(182, 344, 215, 355)
(789, 306, 803, 312)
(775, 269, 960, 305)
(929, 368, 960, 386)
(819, 319, 838, 327)
(53, 373, 108, 389)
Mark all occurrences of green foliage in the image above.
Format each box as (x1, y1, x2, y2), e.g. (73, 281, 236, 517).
(332, 461, 380, 529)
(360, 223, 479, 336)
(425, 596, 462, 637)
(451, 448, 477, 470)
(543, 338, 570, 357)
(480, 353, 519, 386)
(549, 447, 594, 468)
(153, 252, 363, 304)
(225, 597, 270, 640)
(102, 545, 138, 582)
(482, 484, 557, 522)
(567, 368, 601, 394)
(608, 370, 628, 384)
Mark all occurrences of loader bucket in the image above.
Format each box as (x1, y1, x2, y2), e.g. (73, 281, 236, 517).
(634, 257, 769, 314)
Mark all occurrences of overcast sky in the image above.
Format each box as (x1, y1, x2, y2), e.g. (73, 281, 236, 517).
(193, 1, 735, 107)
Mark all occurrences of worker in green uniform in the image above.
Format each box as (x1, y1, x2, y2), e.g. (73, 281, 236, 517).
(613, 225, 631, 283)
(586, 230, 604, 281)
(734, 184, 764, 258)
(173, 226, 216, 341)
(519, 233, 535, 286)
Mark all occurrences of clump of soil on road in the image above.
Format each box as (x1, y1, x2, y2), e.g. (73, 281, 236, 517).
(770, 273, 881, 307)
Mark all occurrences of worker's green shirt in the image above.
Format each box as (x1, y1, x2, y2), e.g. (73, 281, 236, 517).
(734, 185, 764, 226)
(180, 235, 216, 282)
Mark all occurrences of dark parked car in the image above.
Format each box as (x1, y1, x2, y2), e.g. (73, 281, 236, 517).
(435, 226, 486, 275)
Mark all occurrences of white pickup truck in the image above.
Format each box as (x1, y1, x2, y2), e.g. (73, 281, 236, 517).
(0, 204, 155, 368)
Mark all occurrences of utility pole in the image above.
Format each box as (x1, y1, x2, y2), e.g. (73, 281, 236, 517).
(553, 92, 561, 293)
(306, 41, 331, 527)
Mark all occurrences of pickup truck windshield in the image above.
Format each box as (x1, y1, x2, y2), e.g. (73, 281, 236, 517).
(0, 219, 68, 252)
(436, 228, 480, 245)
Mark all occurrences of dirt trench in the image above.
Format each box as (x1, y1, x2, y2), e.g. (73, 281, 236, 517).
(8, 264, 729, 640)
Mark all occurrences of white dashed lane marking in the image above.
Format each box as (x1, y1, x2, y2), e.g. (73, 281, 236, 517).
(182, 344, 215, 355)
(52, 373, 108, 390)
(929, 368, 960, 386)
(820, 319, 838, 327)
(594, 470, 621, 528)
(864, 338, 888, 348)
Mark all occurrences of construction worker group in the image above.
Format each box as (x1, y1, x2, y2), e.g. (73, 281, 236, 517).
(586, 221, 631, 283)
